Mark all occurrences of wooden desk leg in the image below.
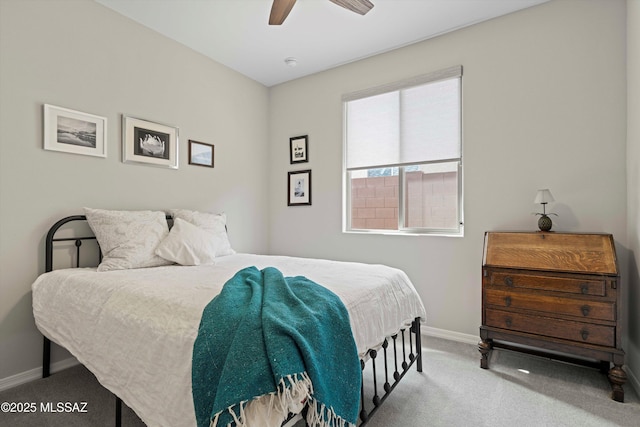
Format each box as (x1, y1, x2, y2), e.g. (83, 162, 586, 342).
(479, 339, 493, 369)
(608, 365, 626, 402)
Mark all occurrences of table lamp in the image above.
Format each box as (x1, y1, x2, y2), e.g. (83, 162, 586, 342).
(534, 189, 557, 231)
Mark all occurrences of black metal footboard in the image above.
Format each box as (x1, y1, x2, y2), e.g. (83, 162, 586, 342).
(357, 318, 422, 426)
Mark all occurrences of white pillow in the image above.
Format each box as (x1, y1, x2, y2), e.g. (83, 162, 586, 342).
(84, 208, 172, 272)
(169, 209, 235, 257)
(155, 218, 223, 265)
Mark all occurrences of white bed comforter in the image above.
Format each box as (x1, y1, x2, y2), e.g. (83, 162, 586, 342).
(32, 254, 426, 427)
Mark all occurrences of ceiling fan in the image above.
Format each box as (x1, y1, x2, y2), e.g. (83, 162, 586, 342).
(269, 0, 374, 25)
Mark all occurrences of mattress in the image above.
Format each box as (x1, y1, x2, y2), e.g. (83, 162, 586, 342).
(32, 253, 426, 427)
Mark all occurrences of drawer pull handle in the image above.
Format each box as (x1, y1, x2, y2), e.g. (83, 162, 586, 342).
(505, 296, 512, 307)
(505, 318, 512, 328)
(581, 329, 589, 341)
(580, 284, 589, 294)
(581, 305, 591, 317)
(504, 276, 513, 287)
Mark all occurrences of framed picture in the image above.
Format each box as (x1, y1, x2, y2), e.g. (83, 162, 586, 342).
(288, 169, 312, 206)
(43, 104, 107, 157)
(289, 135, 308, 164)
(188, 140, 214, 168)
(122, 115, 178, 169)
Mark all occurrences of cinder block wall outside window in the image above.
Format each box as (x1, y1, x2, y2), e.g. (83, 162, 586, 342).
(351, 172, 457, 230)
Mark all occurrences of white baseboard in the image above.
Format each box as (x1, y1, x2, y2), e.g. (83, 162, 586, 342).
(627, 364, 640, 398)
(421, 326, 479, 345)
(0, 357, 78, 393)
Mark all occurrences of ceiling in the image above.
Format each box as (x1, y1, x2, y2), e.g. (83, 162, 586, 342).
(95, 0, 549, 87)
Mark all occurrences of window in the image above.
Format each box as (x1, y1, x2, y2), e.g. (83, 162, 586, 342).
(343, 66, 463, 235)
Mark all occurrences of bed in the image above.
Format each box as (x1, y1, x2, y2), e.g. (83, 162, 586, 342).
(32, 209, 427, 427)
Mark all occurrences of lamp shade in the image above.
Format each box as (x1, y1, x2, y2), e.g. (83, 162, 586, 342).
(534, 189, 555, 204)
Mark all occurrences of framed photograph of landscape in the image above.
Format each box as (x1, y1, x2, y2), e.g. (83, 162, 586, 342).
(289, 135, 308, 164)
(288, 169, 312, 206)
(188, 140, 214, 168)
(43, 104, 107, 157)
(122, 115, 178, 169)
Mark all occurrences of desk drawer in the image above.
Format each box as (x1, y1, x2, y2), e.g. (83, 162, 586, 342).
(485, 271, 606, 296)
(484, 288, 615, 321)
(485, 308, 615, 347)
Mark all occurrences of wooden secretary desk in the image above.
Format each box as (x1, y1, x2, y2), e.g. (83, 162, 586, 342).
(479, 231, 626, 402)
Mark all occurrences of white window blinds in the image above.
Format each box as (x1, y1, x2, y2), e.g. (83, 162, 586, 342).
(344, 65, 462, 170)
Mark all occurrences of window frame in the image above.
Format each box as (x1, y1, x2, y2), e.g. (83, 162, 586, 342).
(342, 66, 463, 236)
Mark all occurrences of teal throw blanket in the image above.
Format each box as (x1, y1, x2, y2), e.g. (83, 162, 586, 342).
(192, 266, 361, 427)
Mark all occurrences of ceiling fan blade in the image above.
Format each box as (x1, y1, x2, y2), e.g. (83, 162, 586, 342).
(269, 0, 297, 25)
(328, 0, 374, 16)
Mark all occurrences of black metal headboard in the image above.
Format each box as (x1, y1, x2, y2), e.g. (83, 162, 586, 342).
(42, 213, 172, 380)
(45, 215, 96, 272)
(45, 214, 173, 273)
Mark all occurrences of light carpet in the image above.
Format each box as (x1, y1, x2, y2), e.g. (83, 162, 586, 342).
(1, 336, 638, 426)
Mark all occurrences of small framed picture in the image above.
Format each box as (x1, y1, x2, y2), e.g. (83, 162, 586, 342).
(43, 104, 107, 157)
(289, 135, 308, 164)
(122, 115, 178, 169)
(288, 169, 312, 206)
(188, 140, 214, 168)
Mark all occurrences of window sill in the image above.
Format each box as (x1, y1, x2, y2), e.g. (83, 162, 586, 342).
(343, 229, 464, 238)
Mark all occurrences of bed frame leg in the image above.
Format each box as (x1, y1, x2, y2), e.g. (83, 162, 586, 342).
(43, 337, 51, 378)
(44, 334, 123, 426)
(414, 318, 423, 372)
(115, 396, 122, 427)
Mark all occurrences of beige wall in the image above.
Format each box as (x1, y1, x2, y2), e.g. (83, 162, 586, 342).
(0, 0, 636, 394)
(268, 0, 634, 384)
(626, 0, 640, 393)
(0, 0, 269, 379)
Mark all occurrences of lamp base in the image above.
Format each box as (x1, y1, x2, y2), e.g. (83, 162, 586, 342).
(538, 214, 553, 232)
